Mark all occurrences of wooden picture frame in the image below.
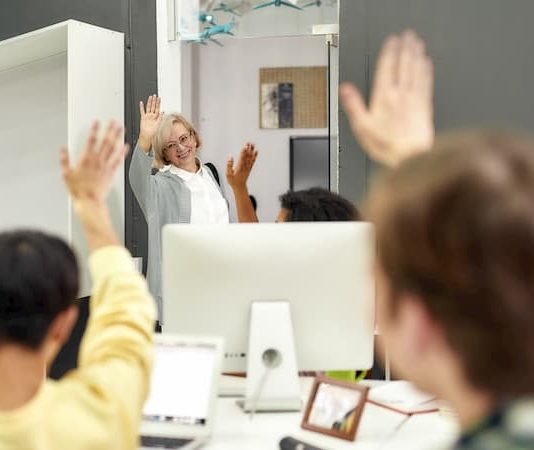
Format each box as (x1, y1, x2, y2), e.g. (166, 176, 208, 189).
(301, 375, 369, 442)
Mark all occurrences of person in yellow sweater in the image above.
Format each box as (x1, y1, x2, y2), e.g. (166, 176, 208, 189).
(0, 121, 156, 450)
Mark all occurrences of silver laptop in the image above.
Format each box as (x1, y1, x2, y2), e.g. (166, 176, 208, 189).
(140, 334, 224, 449)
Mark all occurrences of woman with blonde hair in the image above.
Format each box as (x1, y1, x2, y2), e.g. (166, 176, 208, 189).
(129, 95, 256, 326)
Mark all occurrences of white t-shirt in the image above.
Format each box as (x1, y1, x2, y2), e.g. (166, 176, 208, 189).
(165, 163, 229, 224)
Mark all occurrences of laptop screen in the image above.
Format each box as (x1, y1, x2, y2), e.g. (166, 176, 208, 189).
(143, 342, 217, 425)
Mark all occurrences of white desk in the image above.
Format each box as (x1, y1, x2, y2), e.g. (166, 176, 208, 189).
(205, 378, 459, 450)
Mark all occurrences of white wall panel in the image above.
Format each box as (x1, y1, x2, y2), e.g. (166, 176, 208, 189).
(0, 20, 124, 297)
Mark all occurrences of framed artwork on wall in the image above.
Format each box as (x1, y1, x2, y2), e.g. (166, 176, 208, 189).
(260, 66, 326, 129)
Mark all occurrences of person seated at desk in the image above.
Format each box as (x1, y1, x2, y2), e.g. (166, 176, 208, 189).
(225, 145, 361, 225)
(227, 151, 366, 382)
(0, 122, 156, 450)
(342, 29, 534, 449)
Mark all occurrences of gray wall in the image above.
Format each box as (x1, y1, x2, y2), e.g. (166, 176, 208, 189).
(339, 0, 534, 205)
(338, 0, 371, 206)
(0, 0, 157, 377)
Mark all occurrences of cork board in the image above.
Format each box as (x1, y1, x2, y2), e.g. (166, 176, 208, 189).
(260, 66, 327, 129)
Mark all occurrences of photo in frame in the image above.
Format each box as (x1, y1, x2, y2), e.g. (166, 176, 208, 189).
(260, 82, 294, 129)
(301, 375, 369, 442)
(259, 66, 327, 129)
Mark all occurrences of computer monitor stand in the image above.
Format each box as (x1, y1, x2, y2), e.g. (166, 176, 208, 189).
(237, 301, 302, 412)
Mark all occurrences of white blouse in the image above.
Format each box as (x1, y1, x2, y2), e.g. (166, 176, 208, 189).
(165, 163, 229, 225)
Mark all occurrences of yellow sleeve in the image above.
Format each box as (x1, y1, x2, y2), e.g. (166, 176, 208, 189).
(66, 246, 156, 448)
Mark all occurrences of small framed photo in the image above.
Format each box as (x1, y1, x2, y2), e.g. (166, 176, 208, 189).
(301, 375, 369, 442)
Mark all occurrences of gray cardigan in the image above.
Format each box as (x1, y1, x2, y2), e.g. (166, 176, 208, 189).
(128, 144, 227, 321)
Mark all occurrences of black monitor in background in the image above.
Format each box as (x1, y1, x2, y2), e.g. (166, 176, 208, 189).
(290, 136, 330, 191)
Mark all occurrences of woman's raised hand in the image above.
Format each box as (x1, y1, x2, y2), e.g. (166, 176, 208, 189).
(138, 95, 163, 151)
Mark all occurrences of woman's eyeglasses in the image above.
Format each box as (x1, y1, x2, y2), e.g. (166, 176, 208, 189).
(165, 130, 194, 151)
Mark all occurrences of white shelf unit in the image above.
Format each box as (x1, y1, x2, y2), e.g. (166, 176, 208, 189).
(0, 20, 125, 297)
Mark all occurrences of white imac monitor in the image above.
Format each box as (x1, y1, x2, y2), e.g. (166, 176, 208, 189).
(162, 223, 375, 411)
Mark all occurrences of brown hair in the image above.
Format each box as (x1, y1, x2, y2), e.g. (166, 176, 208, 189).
(152, 113, 202, 169)
(367, 131, 534, 396)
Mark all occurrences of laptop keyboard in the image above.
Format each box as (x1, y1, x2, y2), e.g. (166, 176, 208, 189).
(140, 435, 194, 449)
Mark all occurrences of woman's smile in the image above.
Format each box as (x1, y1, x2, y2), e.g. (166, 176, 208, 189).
(176, 147, 192, 160)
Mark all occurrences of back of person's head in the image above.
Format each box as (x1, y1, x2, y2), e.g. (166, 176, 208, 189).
(0, 231, 79, 350)
(279, 188, 361, 222)
(368, 131, 534, 397)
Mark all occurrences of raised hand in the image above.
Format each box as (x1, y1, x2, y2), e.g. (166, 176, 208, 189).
(340, 30, 434, 167)
(60, 121, 128, 250)
(60, 121, 128, 204)
(226, 143, 258, 190)
(226, 143, 259, 223)
(138, 95, 163, 151)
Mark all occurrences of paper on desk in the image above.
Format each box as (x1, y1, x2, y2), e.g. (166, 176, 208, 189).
(368, 381, 439, 415)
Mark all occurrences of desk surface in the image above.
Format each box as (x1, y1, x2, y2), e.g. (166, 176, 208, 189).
(204, 378, 459, 450)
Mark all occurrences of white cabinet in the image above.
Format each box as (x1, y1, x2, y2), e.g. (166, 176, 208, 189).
(0, 20, 124, 297)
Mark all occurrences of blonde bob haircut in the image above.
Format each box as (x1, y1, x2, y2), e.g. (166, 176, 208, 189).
(152, 113, 202, 169)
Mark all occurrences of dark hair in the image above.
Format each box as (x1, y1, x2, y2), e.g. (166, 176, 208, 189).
(368, 131, 534, 396)
(249, 195, 258, 212)
(280, 188, 361, 222)
(0, 231, 79, 349)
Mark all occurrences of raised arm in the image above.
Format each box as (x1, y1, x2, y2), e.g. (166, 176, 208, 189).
(60, 121, 156, 449)
(129, 95, 164, 217)
(226, 143, 259, 223)
(60, 121, 125, 251)
(340, 30, 434, 167)
(137, 95, 163, 152)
